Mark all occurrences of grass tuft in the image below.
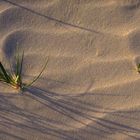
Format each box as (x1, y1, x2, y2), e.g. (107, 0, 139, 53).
(0, 48, 48, 92)
(137, 64, 140, 73)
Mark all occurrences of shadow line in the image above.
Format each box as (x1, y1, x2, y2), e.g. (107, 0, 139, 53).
(1, 0, 102, 34)
(0, 76, 140, 139)
(0, 94, 79, 140)
(25, 86, 140, 140)
(0, 86, 140, 140)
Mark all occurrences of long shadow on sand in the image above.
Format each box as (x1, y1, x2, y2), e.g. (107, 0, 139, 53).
(0, 85, 140, 140)
(0, 93, 79, 140)
(0, 84, 140, 140)
(27, 87, 140, 139)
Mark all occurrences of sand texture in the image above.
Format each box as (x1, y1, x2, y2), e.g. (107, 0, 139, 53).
(0, 0, 140, 140)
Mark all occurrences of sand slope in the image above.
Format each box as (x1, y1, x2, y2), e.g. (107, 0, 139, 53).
(0, 0, 140, 139)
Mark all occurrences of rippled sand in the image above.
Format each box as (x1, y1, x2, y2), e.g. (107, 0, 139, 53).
(0, 0, 140, 140)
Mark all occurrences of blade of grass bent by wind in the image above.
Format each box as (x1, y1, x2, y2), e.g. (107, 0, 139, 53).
(25, 58, 49, 88)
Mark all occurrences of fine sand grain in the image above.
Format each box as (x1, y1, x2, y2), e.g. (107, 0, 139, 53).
(0, 0, 140, 140)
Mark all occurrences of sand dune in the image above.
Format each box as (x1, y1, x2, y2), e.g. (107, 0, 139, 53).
(0, 0, 140, 140)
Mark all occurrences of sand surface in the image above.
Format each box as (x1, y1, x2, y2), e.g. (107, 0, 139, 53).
(0, 0, 140, 140)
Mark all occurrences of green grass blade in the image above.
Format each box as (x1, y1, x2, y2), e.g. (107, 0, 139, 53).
(0, 78, 7, 82)
(0, 73, 5, 80)
(0, 62, 11, 83)
(137, 64, 140, 73)
(0, 73, 6, 80)
(0, 74, 5, 81)
(15, 46, 24, 79)
(25, 58, 49, 88)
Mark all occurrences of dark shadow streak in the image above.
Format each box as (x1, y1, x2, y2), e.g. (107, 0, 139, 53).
(25, 88, 111, 139)
(0, 91, 112, 139)
(0, 84, 140, 139)
(0, 116, 74, 140)
(27, 86, 140, 120)
(0, 130, 25, 140)
(0, 86, 140, 140)
(1, 0, 102, 34)
(25, 86, 140, 139)
(0, 95, 79, 140)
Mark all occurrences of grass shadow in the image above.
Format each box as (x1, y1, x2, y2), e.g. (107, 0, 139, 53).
(0, 82, 140, 139)
(25, 86, 140, 140)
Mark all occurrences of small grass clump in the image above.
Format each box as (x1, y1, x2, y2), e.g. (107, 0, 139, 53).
(0, 48, 48, 92)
